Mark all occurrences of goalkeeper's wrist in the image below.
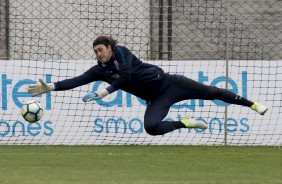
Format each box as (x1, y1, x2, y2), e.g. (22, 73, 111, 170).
(99, 88, 109, 97)
(48, 83, 55, 91)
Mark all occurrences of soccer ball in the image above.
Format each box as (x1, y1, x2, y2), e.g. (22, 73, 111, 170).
(21, 101, 44, 123)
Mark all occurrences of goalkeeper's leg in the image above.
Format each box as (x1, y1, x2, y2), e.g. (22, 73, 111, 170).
(143, 99, 207, 136)
(171, 75, 268, 115)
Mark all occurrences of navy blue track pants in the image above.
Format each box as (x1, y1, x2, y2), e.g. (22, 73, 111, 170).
(143, 74, 253, 135)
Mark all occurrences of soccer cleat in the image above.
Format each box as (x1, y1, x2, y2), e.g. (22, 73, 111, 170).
(251, 102, 268, 115)
(181, 116, 208, 129)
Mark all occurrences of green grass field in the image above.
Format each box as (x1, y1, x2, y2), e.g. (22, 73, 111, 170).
(0, 146, 281, 184)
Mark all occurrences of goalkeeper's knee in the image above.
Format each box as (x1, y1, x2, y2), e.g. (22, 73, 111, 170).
(144, 123, 159, 136)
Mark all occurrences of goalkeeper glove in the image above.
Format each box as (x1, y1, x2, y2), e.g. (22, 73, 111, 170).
(27, 79, 55, 97)
(82, 89, 109, 102)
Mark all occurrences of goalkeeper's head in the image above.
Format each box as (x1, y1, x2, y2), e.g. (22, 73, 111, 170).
(93, 36, 118, 64)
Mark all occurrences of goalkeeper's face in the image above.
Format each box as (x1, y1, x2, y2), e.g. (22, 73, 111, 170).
(93, 44, 113, 64)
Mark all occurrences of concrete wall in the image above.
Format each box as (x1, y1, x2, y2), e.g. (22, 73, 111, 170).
(150, 0, 282, 60)
(0, 0, 9, 59)
(7, 0, 150, 60)
(4, 0, 282, 60)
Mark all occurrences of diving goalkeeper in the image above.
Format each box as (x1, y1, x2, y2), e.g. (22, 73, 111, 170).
(27, 36, 268, 136)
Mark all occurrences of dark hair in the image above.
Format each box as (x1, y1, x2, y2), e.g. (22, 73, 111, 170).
(93, 36, 118, 49)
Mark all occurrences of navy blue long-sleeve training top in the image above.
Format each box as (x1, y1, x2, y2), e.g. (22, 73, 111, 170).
(54, 46, 167, 101)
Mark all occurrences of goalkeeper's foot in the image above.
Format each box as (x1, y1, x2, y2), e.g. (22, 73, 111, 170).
(251, 102, 268, 115)
(181, 116, 208, 129)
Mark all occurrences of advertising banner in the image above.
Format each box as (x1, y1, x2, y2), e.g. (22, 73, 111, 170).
(1, 60, 281, 145)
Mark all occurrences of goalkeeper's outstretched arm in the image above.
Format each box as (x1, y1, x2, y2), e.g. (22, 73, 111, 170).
(27, 66, 110, 99)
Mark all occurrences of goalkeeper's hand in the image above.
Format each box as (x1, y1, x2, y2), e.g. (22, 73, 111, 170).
(27, 79, 55, 97)
(82, 89, 109, 102)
